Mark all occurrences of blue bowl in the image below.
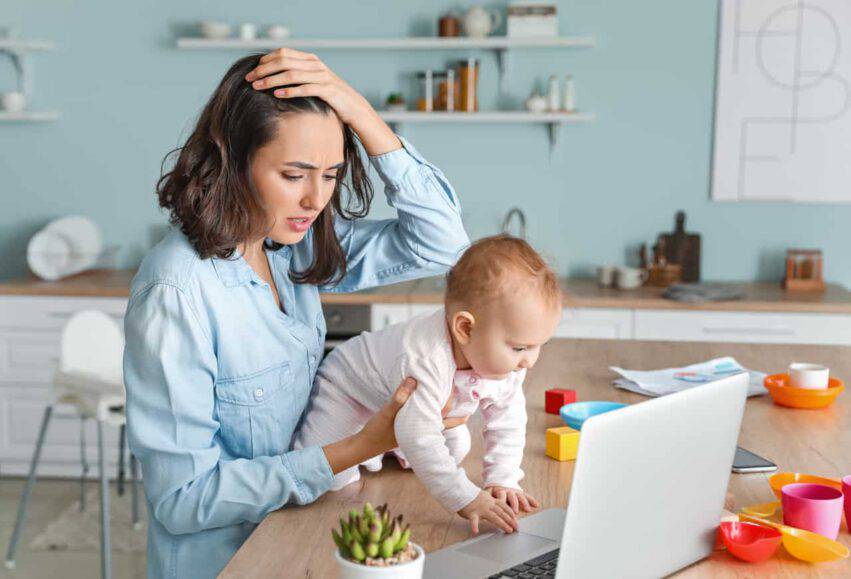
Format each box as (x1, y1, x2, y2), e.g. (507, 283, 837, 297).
(559, 401, 628, 430)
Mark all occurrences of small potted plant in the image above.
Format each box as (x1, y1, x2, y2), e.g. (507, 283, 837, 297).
(385, 93, 408, 112)
(332, 502, 424, 578)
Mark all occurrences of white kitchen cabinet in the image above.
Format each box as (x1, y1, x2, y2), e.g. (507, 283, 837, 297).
(556, 308, 634, 340)
(0, 295, 127, 478)
(633, 309, 851, 346)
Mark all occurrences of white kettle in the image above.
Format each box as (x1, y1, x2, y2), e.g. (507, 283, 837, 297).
(463, 6, 501, 38)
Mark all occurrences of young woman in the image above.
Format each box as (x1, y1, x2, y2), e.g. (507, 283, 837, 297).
(123, 48, 470, 578)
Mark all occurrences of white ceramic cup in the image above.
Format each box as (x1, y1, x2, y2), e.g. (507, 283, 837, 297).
(789, 363, 830, 390)
(615, 267, 648, 290)
(239, 23, 257, 41)
(1, 91, 26, 113)
(597, 265, 615, 288)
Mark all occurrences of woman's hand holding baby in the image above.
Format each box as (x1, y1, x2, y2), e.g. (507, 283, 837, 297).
(458, 491, 519, 535)
(486, 485, 540, 515)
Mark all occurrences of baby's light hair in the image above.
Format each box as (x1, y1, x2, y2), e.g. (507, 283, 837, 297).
(445, 234, 561, 312)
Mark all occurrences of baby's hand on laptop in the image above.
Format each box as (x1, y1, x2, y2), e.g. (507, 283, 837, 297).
(458, 491, 519, 535)
(486, 485, 541, 515)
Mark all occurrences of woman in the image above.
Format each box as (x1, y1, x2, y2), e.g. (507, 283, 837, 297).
(124, 48, 471, 578)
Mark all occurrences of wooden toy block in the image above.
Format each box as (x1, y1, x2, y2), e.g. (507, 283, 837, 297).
(545, 388, 577, 414)
(546, 426, 580, 461)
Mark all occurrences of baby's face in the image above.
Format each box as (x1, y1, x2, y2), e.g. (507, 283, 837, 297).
(462, 292, 562, 379)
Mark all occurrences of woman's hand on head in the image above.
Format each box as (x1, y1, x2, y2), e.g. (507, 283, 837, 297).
(245, 47, 400, 155)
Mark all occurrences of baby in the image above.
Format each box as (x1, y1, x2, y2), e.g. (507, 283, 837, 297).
(295, 235, 563, 533)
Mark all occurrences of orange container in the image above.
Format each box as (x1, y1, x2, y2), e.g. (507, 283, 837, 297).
(763, 374, 844, 409)
(770, 472, 843, 500)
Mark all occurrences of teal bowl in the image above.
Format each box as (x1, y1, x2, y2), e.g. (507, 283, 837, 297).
(560, 401, 627, 430)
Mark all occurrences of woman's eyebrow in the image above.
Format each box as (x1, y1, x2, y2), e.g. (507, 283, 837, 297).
(283, 161, 345, 170)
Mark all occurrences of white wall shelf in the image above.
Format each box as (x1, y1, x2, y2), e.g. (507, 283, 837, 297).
(378, 110, 595, 151)
(175, 36, 595, 51)
(0, 111, 60, 122)
(0, 39, 57, 121)
(176, 35, 594, 94)
(0, 39, 55, 52)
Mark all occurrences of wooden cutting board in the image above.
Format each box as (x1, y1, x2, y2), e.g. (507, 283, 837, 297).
(661, 211, 701, 282)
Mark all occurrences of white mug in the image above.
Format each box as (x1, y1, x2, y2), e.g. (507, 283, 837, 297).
(789, 363, 829, 390)
(1, 91, 26, 113)
(615, 267, 648, 290)
(597, 265, 615, 288)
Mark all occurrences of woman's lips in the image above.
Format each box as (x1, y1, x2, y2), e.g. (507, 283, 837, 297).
(286, 216, 315, 233)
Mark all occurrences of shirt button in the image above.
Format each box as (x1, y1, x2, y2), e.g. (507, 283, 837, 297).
(254, 388, 264, 399)
(469, 377, 478, 384)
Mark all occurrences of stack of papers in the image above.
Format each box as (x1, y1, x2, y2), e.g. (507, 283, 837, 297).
(611, 357, 768, 398)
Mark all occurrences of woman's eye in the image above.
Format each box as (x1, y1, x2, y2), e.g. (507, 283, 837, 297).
(323, 174, 338, 182)
(282, 173, 303, 182)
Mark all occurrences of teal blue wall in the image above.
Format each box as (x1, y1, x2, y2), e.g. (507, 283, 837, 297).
(3, 1, 850, 285)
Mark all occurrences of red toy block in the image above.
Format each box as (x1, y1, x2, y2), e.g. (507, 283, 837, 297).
(545, 388, 577, 414)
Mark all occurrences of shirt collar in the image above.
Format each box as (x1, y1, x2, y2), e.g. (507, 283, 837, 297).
(211, 240, 294, 288)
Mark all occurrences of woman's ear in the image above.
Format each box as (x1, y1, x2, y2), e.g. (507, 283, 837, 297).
(450, 311, 476, 345)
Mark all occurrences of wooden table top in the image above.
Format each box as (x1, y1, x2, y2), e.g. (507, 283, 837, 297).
(221, 339, 851, 578)
(3, 269, 851, 314)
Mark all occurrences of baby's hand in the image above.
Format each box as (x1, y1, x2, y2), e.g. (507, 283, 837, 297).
(458, 491, 519, 535)
(486, 485, 541, 515)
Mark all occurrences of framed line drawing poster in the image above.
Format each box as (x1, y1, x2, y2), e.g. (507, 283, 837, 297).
(711, 0, 851, 202)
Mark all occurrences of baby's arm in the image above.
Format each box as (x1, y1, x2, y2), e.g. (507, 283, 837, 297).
(394, 356, 480, 512)
(480, 370, 529, 492)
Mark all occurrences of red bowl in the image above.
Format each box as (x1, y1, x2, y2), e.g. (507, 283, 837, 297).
(718, 521, 782, 563)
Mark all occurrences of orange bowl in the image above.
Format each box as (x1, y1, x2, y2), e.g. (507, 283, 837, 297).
(770, 472, 843, 499)
(763, 374, 844, 409)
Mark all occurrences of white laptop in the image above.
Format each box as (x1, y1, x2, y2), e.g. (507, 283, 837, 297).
(423, 373, 748, 579)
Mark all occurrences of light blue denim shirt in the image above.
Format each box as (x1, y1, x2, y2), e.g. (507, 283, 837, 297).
(123, 137, 469, 579)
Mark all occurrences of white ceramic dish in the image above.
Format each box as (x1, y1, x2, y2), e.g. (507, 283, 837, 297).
(27, 215, 103, 280)
(335, 544, 424, 579)
(200, 21, 232, 39)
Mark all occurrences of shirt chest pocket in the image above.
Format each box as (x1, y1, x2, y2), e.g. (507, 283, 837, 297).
(214, 362, 295, 459)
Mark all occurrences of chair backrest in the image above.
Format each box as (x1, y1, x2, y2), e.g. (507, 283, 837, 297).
(60, 310, 124, 386)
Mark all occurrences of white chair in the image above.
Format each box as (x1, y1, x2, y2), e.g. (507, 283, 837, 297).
(4, 310, 140, 579)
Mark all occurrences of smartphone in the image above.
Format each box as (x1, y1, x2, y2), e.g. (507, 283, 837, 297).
(732, 446, 777, 473)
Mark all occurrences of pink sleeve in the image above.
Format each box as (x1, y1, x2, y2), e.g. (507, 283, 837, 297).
(479, 370, 528, 489)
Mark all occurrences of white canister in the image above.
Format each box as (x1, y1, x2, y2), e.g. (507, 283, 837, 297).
(562, 75, 576, 112)
(547, 75, 560, 112)
(335, 544, 425, 579)
(789, 363, 830, 390)
(239, 23, 257, 41)
(266, 25, 290, 40)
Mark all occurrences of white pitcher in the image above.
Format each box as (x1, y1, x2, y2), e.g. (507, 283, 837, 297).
(463, 6, 501, 38)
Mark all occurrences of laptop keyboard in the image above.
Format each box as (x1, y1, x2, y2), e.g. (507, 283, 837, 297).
(487, 548, 560, 578)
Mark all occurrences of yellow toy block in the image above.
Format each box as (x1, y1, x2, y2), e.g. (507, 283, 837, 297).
(546, 426, 580, 461)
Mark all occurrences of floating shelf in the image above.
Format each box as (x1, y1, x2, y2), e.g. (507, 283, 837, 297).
(175, 36, 595, 51)
(0, 111, 60, 122)
(0, 39, 55, 52)
(378, 110, 595, 151)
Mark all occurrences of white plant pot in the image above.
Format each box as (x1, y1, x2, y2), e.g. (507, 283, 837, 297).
(335, 543, 425, 579)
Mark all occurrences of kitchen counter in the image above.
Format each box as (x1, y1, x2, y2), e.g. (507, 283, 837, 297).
(221, 338, 851, 578)
(2, 269, 851, 314)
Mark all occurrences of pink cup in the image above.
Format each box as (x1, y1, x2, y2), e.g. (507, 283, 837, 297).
(842, 476, 851, 532)
(782, 483, 844, 539)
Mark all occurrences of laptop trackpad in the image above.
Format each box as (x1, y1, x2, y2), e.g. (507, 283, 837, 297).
(457, 532, 556, 564)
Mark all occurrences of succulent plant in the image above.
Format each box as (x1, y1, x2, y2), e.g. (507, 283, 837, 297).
(332, 502, 415, 566)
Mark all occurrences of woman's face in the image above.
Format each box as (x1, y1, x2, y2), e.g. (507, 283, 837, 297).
(250, 112, 345, 245)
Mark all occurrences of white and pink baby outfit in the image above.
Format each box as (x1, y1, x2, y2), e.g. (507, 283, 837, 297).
(293, 308, 527, 513)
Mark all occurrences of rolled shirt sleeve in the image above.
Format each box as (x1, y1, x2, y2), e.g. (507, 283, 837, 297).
(326, 137, 470, 293)
(124, 283, 334, 536)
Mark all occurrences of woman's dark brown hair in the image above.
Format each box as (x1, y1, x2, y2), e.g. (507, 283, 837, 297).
(157, 54, 373, 286)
